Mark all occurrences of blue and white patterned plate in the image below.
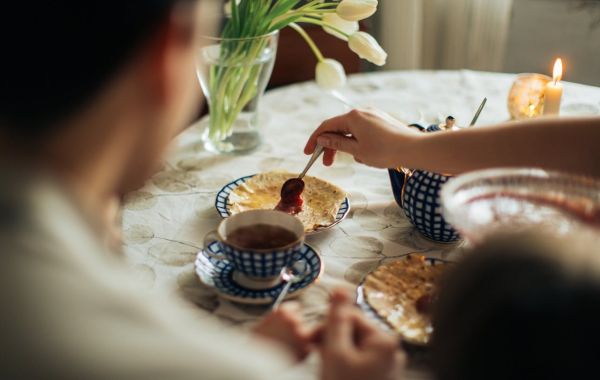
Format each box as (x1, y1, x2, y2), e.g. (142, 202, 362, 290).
(215, 175, 350, 235)
(356, 255, 451, 346)
(195, 241, 324, 305)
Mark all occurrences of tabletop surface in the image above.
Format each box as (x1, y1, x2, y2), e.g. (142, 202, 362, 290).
(122, 70, 600, 379)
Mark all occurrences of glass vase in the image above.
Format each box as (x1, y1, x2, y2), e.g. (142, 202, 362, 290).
(196, 31, 278, 154)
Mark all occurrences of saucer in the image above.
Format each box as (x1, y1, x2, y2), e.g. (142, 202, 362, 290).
(195, 241, 323, 305)
(214, 174, 350, 235)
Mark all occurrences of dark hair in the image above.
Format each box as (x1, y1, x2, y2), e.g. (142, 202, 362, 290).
(0, 1, 183, 138)
(432, 235, 600, 380)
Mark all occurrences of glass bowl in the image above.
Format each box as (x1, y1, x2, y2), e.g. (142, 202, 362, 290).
(441, 168, 600, 244)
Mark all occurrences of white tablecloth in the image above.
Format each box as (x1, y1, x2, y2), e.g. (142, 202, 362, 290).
(122, 70, 600, 379)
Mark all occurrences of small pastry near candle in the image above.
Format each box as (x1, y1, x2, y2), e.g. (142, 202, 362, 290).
(443, 116, 456, 130)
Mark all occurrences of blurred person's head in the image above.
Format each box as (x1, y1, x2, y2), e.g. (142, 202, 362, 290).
(432, 230, 600, 380)
(0, 1, 218, 196)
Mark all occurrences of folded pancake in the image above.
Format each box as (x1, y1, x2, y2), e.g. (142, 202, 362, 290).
(228, 171, 346, 232)
(363, 255, 446, 345)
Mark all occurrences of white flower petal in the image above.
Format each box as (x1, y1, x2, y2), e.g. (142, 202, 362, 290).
(348, 31, 387, 66)
(337, 0, 378, 22)
(316, 59, 347, 90)
(322, 13, 359, 41)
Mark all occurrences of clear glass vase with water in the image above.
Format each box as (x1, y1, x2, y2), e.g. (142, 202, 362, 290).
(196, 31, 278, 154)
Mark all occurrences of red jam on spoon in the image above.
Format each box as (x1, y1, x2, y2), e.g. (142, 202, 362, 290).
(275, 178, 305, 215)
(275, 145, 325, 215)
(415, 294, 434, 315)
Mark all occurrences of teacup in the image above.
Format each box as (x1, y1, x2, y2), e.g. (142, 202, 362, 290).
(203, 210, 305, 280)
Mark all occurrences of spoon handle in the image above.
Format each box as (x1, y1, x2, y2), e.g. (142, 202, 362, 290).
(271, 281, 293, 311)
(469, 98, 487, 127)
(299, 145, 325, 180)
(330, 90, 359, 109)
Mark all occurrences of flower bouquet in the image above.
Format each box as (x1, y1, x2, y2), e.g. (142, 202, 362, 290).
(196, 0, 387, 154)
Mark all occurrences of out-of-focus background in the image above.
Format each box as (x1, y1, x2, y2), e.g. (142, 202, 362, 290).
(270, 0, 600, 88)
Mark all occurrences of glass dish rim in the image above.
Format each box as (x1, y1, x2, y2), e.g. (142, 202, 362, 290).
(441, 167, 600, 221)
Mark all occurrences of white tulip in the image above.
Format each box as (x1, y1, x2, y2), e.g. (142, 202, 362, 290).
(337, 0, 378, 22)
(322, 13, 359, 41)
(348, 31, 387, 66)
(316, 59, 347, 90)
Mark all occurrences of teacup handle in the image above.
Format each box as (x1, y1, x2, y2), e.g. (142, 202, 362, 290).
(203, 230, 226, 260)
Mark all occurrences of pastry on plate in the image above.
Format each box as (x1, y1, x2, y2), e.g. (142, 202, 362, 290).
(363, 254, 447, 345)
(228, 171, 346, 233)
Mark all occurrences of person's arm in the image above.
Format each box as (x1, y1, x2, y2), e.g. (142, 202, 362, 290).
(406, 116, 600, 178)
(305, 110, 600, 178)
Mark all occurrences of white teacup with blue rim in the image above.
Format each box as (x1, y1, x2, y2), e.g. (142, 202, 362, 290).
(203, 210, 305, 283)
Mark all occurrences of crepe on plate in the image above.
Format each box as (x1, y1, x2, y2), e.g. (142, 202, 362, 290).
(363, 254, 446, 345)
(228, 171, 346, 232)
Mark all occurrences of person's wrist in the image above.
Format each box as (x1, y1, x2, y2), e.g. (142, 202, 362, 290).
(387, 130, 423, 169)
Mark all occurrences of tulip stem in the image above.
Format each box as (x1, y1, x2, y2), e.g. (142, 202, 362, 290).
(297, 17, 352, 40)
(299, 0, 339, 12)
(270, 8, 336, 28)
(301, 9, 338, 14)
(289, 22, 325, 62)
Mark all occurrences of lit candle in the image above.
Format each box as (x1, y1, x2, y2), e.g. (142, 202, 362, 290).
(543, 58, 563, 116)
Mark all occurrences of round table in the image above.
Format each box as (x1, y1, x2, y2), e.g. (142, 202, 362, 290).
(122, 70, 600, 379)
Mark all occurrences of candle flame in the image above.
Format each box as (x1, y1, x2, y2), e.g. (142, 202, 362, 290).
(553, 58, 563, 83)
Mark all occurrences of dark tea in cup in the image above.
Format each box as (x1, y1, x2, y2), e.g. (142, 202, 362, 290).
(227, 224, 299, 250)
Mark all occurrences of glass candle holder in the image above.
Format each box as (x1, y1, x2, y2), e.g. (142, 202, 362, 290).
(508, 73, 551, 120)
